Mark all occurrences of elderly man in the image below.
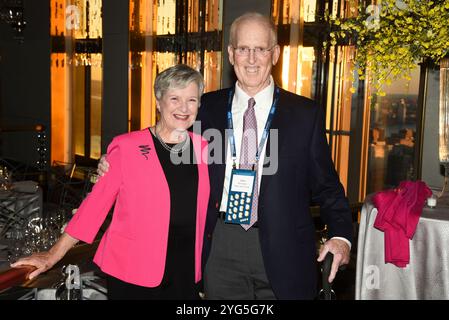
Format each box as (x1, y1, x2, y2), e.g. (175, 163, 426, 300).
(198, 12, 352, 300)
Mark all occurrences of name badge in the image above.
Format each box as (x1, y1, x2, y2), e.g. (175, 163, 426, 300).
(225, 169, 256, 225)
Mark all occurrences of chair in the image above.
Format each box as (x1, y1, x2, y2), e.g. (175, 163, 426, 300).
(50, 161, 76, 180)
(45, 162, 96, 215)
(46, 161, 77, 211)
(0, 158, 35, 182)
(0, 191, 42, 238)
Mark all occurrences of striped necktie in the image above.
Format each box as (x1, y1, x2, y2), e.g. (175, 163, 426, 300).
(239, 97, 258, 230)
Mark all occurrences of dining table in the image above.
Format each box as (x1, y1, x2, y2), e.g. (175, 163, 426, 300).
(356, 192, 449, 299)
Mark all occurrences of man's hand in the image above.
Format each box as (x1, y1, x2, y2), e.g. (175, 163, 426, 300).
(97, 154, 109, 177)
(317, 238, 350, 283)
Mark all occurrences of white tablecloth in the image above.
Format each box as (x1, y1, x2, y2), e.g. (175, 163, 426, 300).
(356, 194, 449, 299)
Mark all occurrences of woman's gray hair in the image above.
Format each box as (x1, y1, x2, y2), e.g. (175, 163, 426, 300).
(154, 64, 204, 100)
(229, 12, 277, 47)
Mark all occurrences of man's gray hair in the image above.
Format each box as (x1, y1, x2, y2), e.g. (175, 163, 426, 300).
(154, 64, 204, 100)
(229, 12, 278, 47)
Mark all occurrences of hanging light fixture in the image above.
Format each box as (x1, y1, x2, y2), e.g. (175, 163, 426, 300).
(0, 0, 26, 41)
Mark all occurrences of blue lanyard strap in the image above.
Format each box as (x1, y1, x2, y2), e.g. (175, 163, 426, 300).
(226, 90, 237, 167)
(227, 86, 280, 168)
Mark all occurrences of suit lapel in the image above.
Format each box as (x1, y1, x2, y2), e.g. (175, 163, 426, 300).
(206, 89, 229, 205)
(259, 90, 289, 199)
(136, 129, 171, 206)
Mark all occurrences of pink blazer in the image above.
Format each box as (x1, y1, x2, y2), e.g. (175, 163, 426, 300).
(64, 129, 210, 287)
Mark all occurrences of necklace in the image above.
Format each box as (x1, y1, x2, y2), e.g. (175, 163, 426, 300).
(154, 127, 190, 154)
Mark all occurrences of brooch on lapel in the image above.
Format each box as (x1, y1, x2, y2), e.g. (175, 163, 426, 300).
(138, 145, 151, 160)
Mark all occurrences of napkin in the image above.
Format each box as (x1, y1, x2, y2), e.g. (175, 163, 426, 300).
(373, 180, 432, 268)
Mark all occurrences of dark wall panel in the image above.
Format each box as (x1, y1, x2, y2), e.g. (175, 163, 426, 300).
(0, 0, 50, 167)
(101, 0, 129, 152)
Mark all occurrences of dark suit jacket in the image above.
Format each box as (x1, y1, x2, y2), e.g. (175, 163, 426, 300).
(198, 86, 353, 300)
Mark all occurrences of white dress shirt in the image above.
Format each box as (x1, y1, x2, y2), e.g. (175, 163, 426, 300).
(219, 77, 274, 213)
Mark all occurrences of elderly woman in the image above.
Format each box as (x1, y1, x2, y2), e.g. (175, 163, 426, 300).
(11, 64, 210, 300)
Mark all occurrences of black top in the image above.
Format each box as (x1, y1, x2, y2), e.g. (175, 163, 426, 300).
(150, 129, 199, 299)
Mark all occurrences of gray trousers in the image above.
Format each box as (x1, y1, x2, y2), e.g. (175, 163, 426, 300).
(204, 218, 276, 300)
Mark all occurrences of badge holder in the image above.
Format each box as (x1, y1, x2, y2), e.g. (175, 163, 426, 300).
(225, 169, 256, 225)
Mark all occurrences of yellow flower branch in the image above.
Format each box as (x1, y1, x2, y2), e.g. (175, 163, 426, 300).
(325, 0, 449, 95)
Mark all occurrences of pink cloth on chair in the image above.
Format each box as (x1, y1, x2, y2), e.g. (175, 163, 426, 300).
(372, 180, 432, 268)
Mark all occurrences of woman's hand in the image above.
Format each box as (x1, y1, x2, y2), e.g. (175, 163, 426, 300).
(10, 251, 58, 280)
(10, 233, 79, 280)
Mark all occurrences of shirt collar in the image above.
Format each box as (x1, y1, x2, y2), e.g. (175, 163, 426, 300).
(234, 76, 275, 111)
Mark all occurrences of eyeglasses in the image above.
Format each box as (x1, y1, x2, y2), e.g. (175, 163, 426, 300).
(232, 46, 276, 57)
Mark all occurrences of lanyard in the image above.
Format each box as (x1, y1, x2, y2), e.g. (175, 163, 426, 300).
(227, 86, 280, 169)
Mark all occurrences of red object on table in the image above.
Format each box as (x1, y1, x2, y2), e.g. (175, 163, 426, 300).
(373, 180, 432, 267)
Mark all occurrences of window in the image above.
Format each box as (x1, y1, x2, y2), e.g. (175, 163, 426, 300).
(271, 0, 426, 201)
(128, 0, 223, 130)
(50, 0, 103, 165)
(366, 68, 421, 193)
(271, 0, 357, 195)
